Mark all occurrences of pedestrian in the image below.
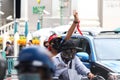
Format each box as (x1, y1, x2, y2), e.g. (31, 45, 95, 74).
(15, 46, 55, 80)
(52, 40, 95, 80)
(47, 10, 80, 57)
(26, 40, 33, 46)
(4, 41, 14, 79)
(47, 33, 62, 56)
(43, 40, 49, 48)
(5, 41, 14, 56)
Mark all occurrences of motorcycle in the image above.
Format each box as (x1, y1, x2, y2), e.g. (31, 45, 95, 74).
(52, 69, 105, 80)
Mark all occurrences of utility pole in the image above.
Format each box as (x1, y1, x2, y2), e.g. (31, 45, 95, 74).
(60, 0, 64, 25)
(60, 0, 69, 25)
(14, 0, 16, 21)
(0, 0, 2, 27)
(14, 0, 17, 34)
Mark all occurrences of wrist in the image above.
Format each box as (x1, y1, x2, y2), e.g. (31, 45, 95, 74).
(73, 21, 80, 24)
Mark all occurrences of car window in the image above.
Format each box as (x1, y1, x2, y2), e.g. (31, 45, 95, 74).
(94, 38, 120, 60)
(71, 37, 91, 55)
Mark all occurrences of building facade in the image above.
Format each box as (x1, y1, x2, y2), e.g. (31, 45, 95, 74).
(20, 0, 101, 32)
(0, 0, 13, 26)
(1, 0, 120, 33)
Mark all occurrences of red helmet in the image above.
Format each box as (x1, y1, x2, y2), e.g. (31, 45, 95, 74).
(48, 34, 57, 43)
(47, 34, 58, 51)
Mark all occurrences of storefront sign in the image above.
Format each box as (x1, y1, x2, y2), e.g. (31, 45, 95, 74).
(32, 6, 45, 15)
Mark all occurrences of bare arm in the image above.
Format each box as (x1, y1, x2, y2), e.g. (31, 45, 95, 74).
(6, 51, 9, 55)
(65, 10, 80, 40)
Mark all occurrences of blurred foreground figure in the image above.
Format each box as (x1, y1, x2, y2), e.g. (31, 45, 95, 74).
(0, 54, 7, 80)
(15, 46, 55, 80)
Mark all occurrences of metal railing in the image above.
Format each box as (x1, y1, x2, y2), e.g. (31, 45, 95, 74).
(0, 50, 18, 77)
(6, 56, 18, 76)
(0, 21, 14, 36)
(0, 19, 26, 36)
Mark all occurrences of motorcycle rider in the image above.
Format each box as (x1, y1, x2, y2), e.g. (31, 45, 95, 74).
(52, 40, 95, 80)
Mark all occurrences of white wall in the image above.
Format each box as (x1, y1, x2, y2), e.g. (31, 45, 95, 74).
(21, 0, 28, 20)
(71, 0, 100, 27)
(103, 0, 120, 29)
(52, 0, 60, 17)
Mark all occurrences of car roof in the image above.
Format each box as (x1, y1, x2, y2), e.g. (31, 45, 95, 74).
(94, 31, 120, 39)
(61, 30, 120, 40)
(61, 31, 94, 40)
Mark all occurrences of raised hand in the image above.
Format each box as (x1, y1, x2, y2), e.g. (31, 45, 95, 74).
(73, 10, 80, 22)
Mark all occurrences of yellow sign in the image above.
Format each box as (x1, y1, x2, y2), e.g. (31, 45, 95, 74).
(37, 0, 41, 4)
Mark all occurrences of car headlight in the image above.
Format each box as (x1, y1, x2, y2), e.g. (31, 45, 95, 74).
(108, 73, 120, 80)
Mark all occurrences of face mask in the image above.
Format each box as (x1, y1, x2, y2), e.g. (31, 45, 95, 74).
(63, 49, 75, 57)
(19, 73, 41, 80)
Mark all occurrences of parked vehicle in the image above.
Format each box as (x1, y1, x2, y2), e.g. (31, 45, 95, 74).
(62, 31, 120, 80)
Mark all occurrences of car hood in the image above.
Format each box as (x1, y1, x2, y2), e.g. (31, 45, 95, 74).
(100, 61, 120, 73)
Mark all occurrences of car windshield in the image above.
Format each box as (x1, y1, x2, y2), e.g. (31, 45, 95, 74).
(94, 38, 120, 60)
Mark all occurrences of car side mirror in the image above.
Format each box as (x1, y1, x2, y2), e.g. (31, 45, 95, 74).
(76, 52, 89, 62)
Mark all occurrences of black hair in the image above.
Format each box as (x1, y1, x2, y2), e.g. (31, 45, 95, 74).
(29, 40, 32, 43)
(49, 37, 63, 53)
(61, 39, 76, 51)
(43, 41, 49, 48)
(6, 41, 11, 44)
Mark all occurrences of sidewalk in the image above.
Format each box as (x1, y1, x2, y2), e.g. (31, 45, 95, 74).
(5, 69, 18, 80)
(4, 75, 18, 80)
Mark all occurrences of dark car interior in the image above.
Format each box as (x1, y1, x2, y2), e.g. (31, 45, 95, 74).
(71, 37, 91, 55)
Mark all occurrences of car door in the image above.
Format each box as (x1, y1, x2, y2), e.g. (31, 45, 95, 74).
(77, 38, 91, 69)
